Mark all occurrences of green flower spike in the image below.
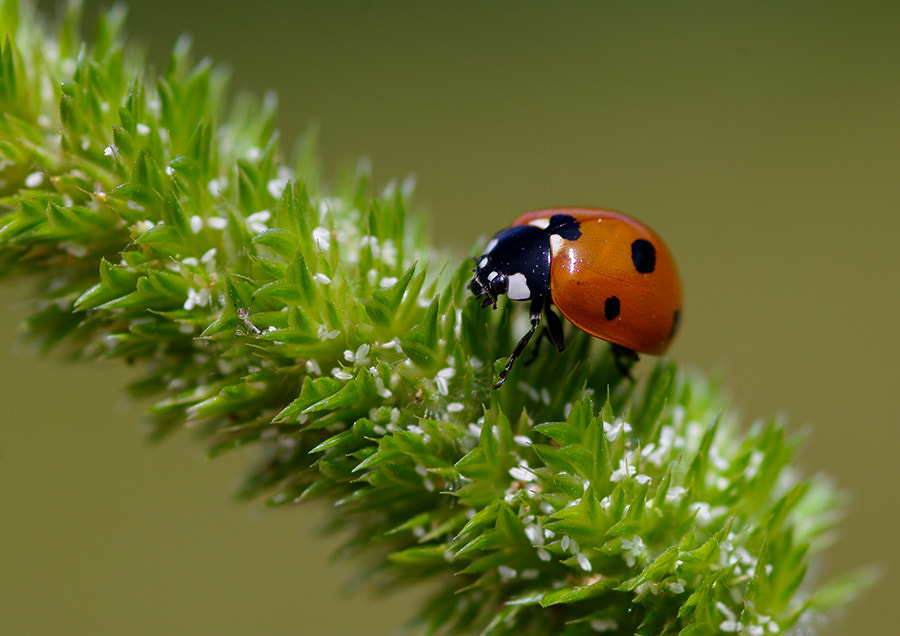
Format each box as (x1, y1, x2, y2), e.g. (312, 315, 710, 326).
(0, 2, 871, 635)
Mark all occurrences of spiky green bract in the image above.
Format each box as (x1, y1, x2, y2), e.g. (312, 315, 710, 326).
(0, 2, 868, 634)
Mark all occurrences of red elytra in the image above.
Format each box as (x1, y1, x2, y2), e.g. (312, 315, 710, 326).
(512, 208, 681, 356)
(470, 208, 682, 387)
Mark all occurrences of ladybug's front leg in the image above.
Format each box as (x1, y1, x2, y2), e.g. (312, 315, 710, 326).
(494, 296, 545, 389)
(523, 298, 566, 367)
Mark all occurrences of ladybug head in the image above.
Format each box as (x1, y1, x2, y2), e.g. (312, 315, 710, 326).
(469, 256, 509, 309)
(469, 225, 552, 310)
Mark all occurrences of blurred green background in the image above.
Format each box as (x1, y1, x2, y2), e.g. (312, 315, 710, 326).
(2, 1, 898, 634)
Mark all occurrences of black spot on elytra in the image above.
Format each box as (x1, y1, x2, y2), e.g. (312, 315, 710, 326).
(604, 296, 620, 320)
(631, 239, 656, 273)
(547, 214, 582, 241)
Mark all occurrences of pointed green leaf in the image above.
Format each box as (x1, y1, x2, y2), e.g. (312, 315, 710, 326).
(540, 578, 613, 607)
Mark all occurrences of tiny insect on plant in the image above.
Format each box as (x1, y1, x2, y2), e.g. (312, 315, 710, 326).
(470, 208, 682, 387)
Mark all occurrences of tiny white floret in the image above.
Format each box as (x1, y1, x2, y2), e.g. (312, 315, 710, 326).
(590, 618, 618, 632)
(604, 420, 632, 442)
(353, 344, 371, 365)
(331, 368, 353, 381)
(246, 210, 271, 234)
(305, 359, 321, 375)
(312, 226, 331, 251)
(317, 325, 340, 340)
(59, 241, 88, 258)
(690, 502, 713, 526)
(184, 287, 209, 311)
(267, 177, 289, 199)
(509, 466, 535, 482)
(610, 458, 636, 482)
(208, 177, 228, 196)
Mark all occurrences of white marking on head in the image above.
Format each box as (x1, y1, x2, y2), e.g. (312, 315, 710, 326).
(487, 271, 498, 282)
(484, 238, 499, 254)
(528, 218, 551, 229)
(478, 256, 489, 269)
(549, 233, 564, 257)
(506, 272, 531, 300)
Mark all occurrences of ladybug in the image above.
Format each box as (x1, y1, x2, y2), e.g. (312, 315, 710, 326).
(470, 208, 682, 388)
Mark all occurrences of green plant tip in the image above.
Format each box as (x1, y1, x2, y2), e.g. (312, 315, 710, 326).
(0, 2, 870, 634)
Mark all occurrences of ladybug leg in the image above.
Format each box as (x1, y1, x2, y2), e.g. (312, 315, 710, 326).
(543, 300, 566, 353)
(523, 300, 565, 366)
(494, 296, 544, 389)
(611, 344, 638, 381)
(521, 331, 543, 367)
